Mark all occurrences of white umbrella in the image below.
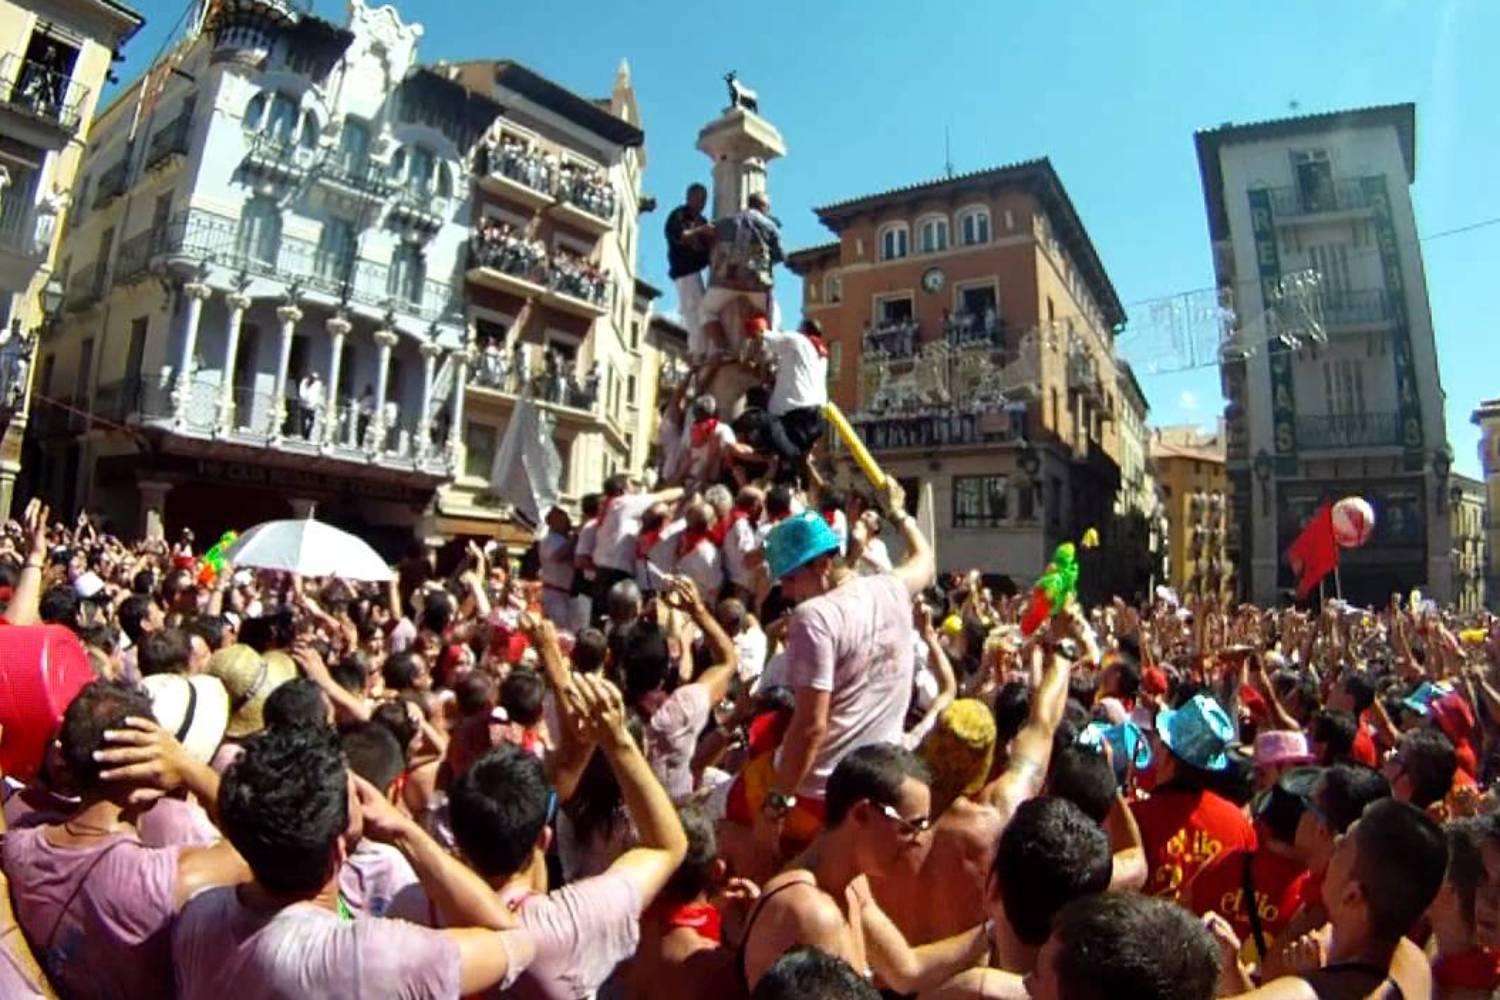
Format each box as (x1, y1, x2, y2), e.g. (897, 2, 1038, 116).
(223, 518, 393, 582)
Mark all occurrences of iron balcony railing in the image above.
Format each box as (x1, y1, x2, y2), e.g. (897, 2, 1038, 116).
(557, 176, 615, 221)
(0, 53, 89, 132)
(63, 259, 106, 311)
(145, 113, 193, 170)
(1313, 288, 1394, 329)
(155, 209, 463, 323)
(1267, 178, 1374, 217)
(1296, 412, 1402, 450)
(114, 227, 162, 284)
(93, 158, 130, 209)
(315, 156, 395, 199)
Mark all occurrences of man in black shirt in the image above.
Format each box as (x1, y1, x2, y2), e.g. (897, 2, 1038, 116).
(665, 182, 712, 360)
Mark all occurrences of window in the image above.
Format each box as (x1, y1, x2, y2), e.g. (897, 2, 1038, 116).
(405, 146, 436, 195)
(237, 197, 281, 265)
(436, 163, 453, 199)
(953, 475, 1009, 528)
(1308, 243, 1351, 295)
(959, 208, 991, 246)
(266, 93, 299, 144)
(876, 295, 913, 324)
(825, 273, 842, 304)
(879, 223, 909, 261)
(626, 374, 637, 405)
(1324, 358, 1366, 417)
(829, 341, 843, 381)
(125, 317, 148, 385)
(464, 421, 496, 479)
(629, 320, 641, 350)
(389, 245, 425, 306)
(1017, 479, 1036, 520)
(75, 338, 94, 404)
(244, 93, 267, 131)
(918, 215, 949, 254)
(1049, 475, 1063, 528)
(315, 218, 355, 282)
(40, 354, 55, 396)
(1292, 149, 1334, 211)
(339, 118, 370, 176)
(298, 113, 319, 150)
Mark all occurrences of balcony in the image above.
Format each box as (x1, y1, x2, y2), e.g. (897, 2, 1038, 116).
(542, 265, 610, 319)
(1296, 411, 1402, 450)
(0, 54, 89, 141)
(63, 260, 106, 312)
(114, 227, 163, 286)
(312, 155, 395, 203)
(387, 187, 445, 233)
(849, 408, 1023, 451)
(154, 209, 462, 324)
(1267, 179, 1373, 219)
(469, 354, 599, 413)
(863, 320, 922, 359)
(0, 193, 47, 288)
(1313, 288, 1394, 331)
(552, 171, 614, 237)
(144, 114, 193, 172)
(92, 159, 130, 210)
(242, 133, 315, 183)
(477, 144, 555, 210)
(466, 236, 547, 299)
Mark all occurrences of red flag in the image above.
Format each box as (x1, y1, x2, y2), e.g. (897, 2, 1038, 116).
(1285, 502, 1338, 598)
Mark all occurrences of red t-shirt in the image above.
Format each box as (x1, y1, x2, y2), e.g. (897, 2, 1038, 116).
(1351, 725, 1378, 767)
(1433, 949, 1500, 994)
(1186, 844, 1310, 964)
(1131, 785, 1257, 902)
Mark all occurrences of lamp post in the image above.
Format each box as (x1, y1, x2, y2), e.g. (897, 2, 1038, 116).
(1253, 448, 1273, 507)
(1433, 446, 1453, 512)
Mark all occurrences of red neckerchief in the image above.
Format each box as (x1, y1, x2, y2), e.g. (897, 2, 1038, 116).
(804, 332, 829, 358)
(691, 417, 720, 448)
(1433, 950, 1500, 991)
(637, 526, 663, 558)
(678, 525, 714, 558)
(821, 510, 840, 530)
(662, 901, 723, 943)
(766, 510, 790, 525)
(726, 504, 759, 535)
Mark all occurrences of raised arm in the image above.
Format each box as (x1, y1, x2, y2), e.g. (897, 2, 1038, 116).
(879, 480, 934, 598)
(665, 576, 739, 703)
(7, 500, 48, 627)
(979, 639, 1069, 817)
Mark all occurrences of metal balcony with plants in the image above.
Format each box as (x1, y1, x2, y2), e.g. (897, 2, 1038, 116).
(0, 53, 88, 133)
(1296, 411, 1402, 450)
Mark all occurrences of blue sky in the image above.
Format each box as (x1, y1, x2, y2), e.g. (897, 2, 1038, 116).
(111, 0, 1500, 477)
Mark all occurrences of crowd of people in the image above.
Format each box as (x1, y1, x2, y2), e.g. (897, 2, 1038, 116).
(491, 134, 556, 194)
(549, 249, 610, 306)
(864, 318, 921, 358)
(471, 219, 549, 285)
(558, 162, 617, 221)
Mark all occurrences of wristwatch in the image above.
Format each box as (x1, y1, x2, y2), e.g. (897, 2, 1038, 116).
(763, 789, 798, 818)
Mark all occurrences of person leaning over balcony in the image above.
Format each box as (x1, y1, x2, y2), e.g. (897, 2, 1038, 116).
(745, 317, 829, 487)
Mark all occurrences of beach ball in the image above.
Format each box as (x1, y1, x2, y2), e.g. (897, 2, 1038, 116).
(1332, 496, 1376, 548)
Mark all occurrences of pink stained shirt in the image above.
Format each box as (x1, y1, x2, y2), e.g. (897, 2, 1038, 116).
(171, 886, 468, 1000)
(337, 838, 421, 920)
(646, 682, 715, 803)
(497, 872, 644, 1000)
(780, 572, 915, 799)
(2, 826, 182, 1000)
(138, 795, 220, 849)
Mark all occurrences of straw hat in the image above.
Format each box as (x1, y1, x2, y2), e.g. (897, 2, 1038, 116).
(141, 673, 230, 764)
(207, 645, 296, 738)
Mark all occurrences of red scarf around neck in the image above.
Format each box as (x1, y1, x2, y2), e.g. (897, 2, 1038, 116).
(678, 524, 715, 558)
(636, 526, 663, 559)
(662, 901, 723, 943)
(690, 417, 720, 449)
(592, 493, 619, 528)
(821, 510, 841, 531)
(804, 333, 829, 359)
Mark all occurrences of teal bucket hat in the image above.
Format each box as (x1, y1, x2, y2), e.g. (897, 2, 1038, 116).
(1156, 693, 1236, 772)
(764, 511, 840, 580)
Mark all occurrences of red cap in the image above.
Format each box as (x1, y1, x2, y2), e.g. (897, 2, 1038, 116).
(1429, 692, 1476, 746)
(1141, 666, 1169, 697)
(0, 625, 96, 781)
(1238, 683, 1268, 722)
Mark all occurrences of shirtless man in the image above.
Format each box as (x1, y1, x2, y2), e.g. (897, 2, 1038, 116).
(739, 743, 990, 994)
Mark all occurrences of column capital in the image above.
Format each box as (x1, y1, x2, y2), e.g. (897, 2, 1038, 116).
(226, 292, 252, 312)
(326, 315, 353, 338)
(419, 340, 443, 359)
(373, 328, 399, 349)
(276, 303, 304, 325)
(183, 282, 213, 302)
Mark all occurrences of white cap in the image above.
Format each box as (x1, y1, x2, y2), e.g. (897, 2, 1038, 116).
(142, 674, 230, 765)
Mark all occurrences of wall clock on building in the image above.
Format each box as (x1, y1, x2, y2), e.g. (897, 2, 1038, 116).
(921, 267, 946, 294)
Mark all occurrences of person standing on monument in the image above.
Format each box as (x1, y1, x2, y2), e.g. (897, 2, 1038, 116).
(666, 182, 714, 362)
(700, 192, 783, 362)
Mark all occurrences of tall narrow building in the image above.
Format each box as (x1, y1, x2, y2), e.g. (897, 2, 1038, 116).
(1195, 104, 1451, 604)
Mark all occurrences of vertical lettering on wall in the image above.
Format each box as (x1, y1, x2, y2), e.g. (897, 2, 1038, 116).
(1248, 189, 1296, 456)
(1361, 176, 1424, 459)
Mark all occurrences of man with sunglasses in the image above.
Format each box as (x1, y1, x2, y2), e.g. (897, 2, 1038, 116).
(739, 743, 991, 994)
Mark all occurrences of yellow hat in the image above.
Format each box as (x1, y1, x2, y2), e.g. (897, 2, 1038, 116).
(918, 699, 997, 814)
(207, 644, 297, 738)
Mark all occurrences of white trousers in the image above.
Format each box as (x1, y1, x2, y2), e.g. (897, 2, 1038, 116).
(675, 273, 706, 356)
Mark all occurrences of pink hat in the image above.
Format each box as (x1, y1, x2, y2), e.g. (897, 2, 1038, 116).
(1253, 730, 1313, 768)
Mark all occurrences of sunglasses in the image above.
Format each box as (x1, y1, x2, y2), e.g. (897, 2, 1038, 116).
(875, 801, 932, 837)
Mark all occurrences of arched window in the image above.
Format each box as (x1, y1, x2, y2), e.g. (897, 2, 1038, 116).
(389, 245, 426, 305)
(404, 146, 436, 195)
(237, 197, 281, 265)
(339, 118, 370, 175)
(298, 112, 319, 150)
(959, 207, 991, 246)
(266, 94, 299, 144)
(917, 215, 949, 254)
(878, 223, 909, 262)
(243, 93, 267, 132)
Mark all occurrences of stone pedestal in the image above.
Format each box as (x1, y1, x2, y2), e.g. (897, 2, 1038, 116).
(696, 106, 786, 222)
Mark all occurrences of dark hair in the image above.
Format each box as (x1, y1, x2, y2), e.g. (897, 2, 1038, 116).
(1341, 673, 1376, 715)
(500, 668, 545, 727)
(992, 797, 1112, 946)
(1067, 673, 1097, 710)
(686, 182, 707, 197)
(341, 722, 405, 795)
(371, 698, 419, 756)
(572, 628, 608, 674)
(603, 473, 629, 497)
(263, 678, 330, 732)
(238, 611, 294, 653)
(419, 590, 456, 635)
(752, 947, 879, 1000)
(1445, 816, 1491, 931)
(580, 493, 602, 519)
(383, 651, 426, 692)
(662, 805, 718, 905)
(185, 614, 230, 651)
(993, 681, 1031, 746)
(1395, 728, 1458, 809)
(130, 569, 155, 596)
(329, 656, 366, 695)
(118, 595, 156, 643)
(454, 672, 496, 716)
(817, 490, 845, 515)
(765, 486, 794, 521)
(78, 622, 118, 656)
(1351, 799, 1448, 940)
(1051, 893, 1222, 1000)
(138, 628, 191, 677)
(824, 743, 930, 828)
(1317, 764, 1391, 834)
(60, 681, 154, 790)
(621, 622, 672, 704)
(1113, 649, 1142, 700)
(1048, 742, 1118, 824)
(39, 585, 80, 629)
(220, 726, 348, 896)
(1311, 709, 1358, 765)
(448, 745, 551, 879)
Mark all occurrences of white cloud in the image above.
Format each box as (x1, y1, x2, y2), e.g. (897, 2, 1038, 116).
(1178, 390, 1199, 411)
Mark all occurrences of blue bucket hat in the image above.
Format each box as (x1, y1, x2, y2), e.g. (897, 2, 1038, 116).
(1155, 694, 1236, 772)
(764, 511, 840, 580)
(1400, 680, 1453, 717)
(1086, 719, 1153, 776)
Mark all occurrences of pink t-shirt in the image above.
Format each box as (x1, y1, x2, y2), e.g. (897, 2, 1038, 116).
(504, 873, 643, 1000)
(138, 796, 220, 849)
(647, 682, 714, 802)
(172, 886, 466, 1000)
(338, 839, 421, 919)
(780, 573, 914, 798)
(0, 947, 49, 999)
(2, 826, 181, 1000)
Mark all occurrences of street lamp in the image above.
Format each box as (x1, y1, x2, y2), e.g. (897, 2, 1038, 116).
(40, 276, 63, 322)
(1253, 448, 1273, 507)
(1433, 445, 1453, 512)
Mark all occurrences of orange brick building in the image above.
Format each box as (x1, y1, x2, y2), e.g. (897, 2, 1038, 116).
(788, 159, 1141, 591)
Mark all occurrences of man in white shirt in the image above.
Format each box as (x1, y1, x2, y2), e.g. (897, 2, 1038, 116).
(593, 474, 682, 621)
(720, 485, 764, 600)
(297, 372, 324, 440)
(748, 317, 829, 485)
(672, 394, 740, 488)
(718, 596, 767, 687)
(537, 507, 577, 629)
(668, 500, 723, 606)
